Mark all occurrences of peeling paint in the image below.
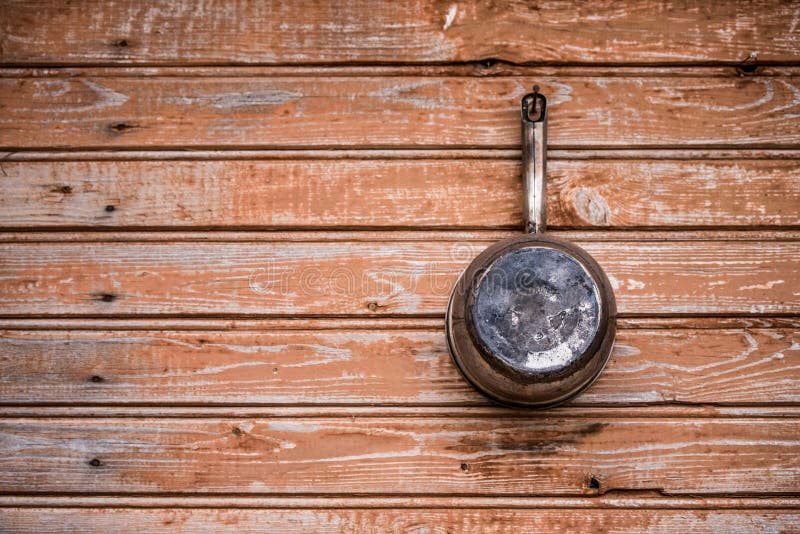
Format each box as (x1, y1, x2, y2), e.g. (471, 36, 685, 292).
(739, 280, 784, 291)
(166, 90, 302, 109)
(443, 4, 457, 31)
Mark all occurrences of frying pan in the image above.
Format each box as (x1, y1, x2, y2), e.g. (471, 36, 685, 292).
(445, 87, 617, 408)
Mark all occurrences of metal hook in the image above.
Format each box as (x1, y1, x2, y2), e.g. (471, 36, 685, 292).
(522, 85, 547, 123)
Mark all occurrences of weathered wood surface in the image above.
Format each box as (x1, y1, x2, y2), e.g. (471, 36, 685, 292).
(3, 316, 800, 330)
(2, 159, 798, 229)
(1, 0, 798, 66)
(0, 240, 795, 316)
(5, 407, 799, 421)
(4, 407, 795, 421)
(0, 328, 796, 406)
(0, 417, 796, 495)
(4, 230, 798, 243)
(1, 1, 798, 527)
(5, 495, 800, 508)
(2, 507, 799, 534)
(2, 76, 800, 149)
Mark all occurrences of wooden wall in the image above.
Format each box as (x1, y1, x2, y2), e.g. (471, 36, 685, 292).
(1, 1, 799, 532)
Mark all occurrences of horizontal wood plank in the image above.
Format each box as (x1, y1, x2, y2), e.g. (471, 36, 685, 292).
(1, 0, 798, 66)
(0, 328, 796, 406)
(0, 240, 795, 316)
(3, 316, 800, 331)
(5, 495, 800, 508)
(5, 406, 799, 419)
(1, 159, 798, 229)
(4, 230, 800, 243)
(0, 417, 796, 495)
(5, 148, 800, 161)
(2, 76, 800, 149)
(2, 508, 799, 533)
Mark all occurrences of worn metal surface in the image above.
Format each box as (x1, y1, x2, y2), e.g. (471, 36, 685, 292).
(470, 246, 601, 374)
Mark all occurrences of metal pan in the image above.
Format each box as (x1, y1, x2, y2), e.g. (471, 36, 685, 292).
(446, 87, 616, 408)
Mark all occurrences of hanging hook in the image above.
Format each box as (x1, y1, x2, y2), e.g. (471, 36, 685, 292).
(522, 85, 547, 123)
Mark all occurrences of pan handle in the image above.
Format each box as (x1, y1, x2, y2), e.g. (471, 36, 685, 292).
(521, 87, 547, 234)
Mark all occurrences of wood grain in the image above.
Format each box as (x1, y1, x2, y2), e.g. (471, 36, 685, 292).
(3, 316, 800, 331)
(2, 508, 799, 533)
(0, 417, 797, 495)
(0, 328, 796, 406)
(0, 239, 795, 316)
(5, 495, 800, 509)
(2, 76, 800, 149)
(4, 230, 799, 243)
(5, 406, 799, 419)
(1, 159, 798, 229)
(1, 0, 798, 65)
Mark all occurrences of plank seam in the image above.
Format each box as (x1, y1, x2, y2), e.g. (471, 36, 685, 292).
(0, 491, 798, 499)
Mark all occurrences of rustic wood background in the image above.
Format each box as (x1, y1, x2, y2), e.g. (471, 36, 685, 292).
(1, 1, 799, 532)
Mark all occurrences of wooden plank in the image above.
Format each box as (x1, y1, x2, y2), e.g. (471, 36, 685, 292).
(5, 148, 800, 161)
(5, 495, 800, 508)
(8, 65, 780, 79)
(2, 76, 800, 149)
(4, 406, 799, 419)
(3, 230, 800, 243)
(3, 316, 800, 331)
(0, 417, 796, 495)
(0, 240, 795, 316)
(1, 0, 798, 66)
(0, 328, 796, 406)
(1, 159, 798, 229)
(2, 508, 799, 534)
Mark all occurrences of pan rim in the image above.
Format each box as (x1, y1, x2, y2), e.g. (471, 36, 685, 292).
(445, 233, 617, 408)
